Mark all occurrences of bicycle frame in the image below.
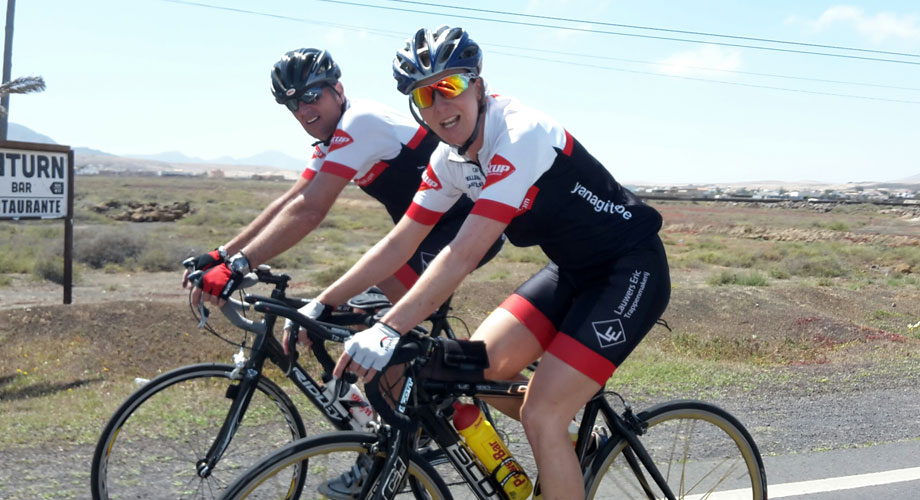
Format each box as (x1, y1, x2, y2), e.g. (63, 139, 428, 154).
(192, 270, 460, 479)
(362, 341, 681, 500)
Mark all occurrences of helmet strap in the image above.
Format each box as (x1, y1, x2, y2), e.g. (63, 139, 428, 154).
(408, 97, 438, 141)
(326, 83, 346, 115)
(312, 84, 346, 147)
(408, 85, 486, 159)
(457, 84, 486, 157)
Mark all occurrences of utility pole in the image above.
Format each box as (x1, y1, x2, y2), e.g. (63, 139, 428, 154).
(0, 0, 16, 140)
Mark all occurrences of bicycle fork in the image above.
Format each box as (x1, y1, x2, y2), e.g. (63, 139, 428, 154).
(197, 352, 266, 478)
(612, 413, 678, 500)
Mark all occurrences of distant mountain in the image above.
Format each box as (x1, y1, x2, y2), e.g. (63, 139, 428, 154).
(8, 123, 57, 144)
(8, 123, 306, 172)
(128, 151, 206, 163)
(234, 151, 306, 172)
(128, 150, 304, 171)
(74, 146, 113, 156)
(894, 173, 920, 183)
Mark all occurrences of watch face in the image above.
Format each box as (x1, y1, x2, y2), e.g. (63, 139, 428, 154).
(230, 256, 250, 275)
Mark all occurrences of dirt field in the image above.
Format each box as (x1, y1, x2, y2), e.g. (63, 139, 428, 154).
(2, 195, 920, 498)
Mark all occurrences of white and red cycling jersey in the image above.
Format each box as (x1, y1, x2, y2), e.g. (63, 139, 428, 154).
(303, 98, 467, 223)
(301, 98, 495, 288)
(406, 94, 662, 271)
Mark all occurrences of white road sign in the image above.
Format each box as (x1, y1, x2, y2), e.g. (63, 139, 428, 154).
(0, 143, 71, 219)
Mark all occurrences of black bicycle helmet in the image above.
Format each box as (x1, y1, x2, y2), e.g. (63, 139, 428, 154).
(271, 48, 341, 104)
(393, 25, 482, 95)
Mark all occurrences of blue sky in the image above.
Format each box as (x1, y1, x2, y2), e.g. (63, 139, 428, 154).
(6, 0, 919, 184)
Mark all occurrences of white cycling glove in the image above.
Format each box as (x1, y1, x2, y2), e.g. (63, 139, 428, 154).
(344, 322, 401, 372)
(283, 299, 327, 335)
(283, 299, 328, 352)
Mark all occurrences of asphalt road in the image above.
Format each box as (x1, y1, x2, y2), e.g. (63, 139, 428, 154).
(764, 440, 920, 499)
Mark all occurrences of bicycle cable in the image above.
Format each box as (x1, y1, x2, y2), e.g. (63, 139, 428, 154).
(446, 315, 471, 338)
(186, 287, 254, 350)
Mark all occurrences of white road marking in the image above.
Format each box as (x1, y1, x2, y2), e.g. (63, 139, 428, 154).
(683, 466, 920, 499)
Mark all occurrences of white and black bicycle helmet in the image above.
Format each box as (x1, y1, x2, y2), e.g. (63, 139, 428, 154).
(393, 25, 482, 95)
(271, 48, 341, 104)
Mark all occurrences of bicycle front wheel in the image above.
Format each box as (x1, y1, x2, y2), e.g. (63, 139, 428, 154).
(221, 432, 453, 500)
(586, 400, 766, 500)
(91, 363, 307, 500)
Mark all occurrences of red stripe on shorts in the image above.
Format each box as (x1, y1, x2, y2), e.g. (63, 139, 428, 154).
(498, 294, 556, 349)
(547, 333, 616, 386)
(393, 264, 419, 289)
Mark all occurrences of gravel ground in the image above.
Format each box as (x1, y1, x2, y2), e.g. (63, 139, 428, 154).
(2, 270, 919, 499)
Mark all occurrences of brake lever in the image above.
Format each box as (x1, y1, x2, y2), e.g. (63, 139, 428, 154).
(185, 269, 210, 328)
(181, 256, 197, 270)
(197, 302, 210, 329)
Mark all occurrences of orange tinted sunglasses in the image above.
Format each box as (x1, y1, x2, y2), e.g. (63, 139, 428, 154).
(411, 73, 477, 109)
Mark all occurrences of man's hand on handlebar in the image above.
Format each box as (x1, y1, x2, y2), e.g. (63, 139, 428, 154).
(188, 263, 244, 308)
(282, 299, 327, 355)
(181, 248, 226, 288)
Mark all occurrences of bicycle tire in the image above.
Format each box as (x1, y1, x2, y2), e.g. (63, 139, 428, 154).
(585, 400, 767, 500)
(90, 363, 309, 500)
(221, 431, 453, 500)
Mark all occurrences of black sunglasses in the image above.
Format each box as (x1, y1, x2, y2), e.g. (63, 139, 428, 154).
(283, 85, 325, 112)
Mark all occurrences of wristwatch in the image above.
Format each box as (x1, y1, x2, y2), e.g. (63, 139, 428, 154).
(227, 252, 251, 275)
(216, 245, 228, 261)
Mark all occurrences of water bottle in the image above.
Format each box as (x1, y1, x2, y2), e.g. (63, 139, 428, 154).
(452, 401, 532, 500)
(340, 382, 375, 427)
(568, 420, 579, 447)
(321, 374, 375, 429)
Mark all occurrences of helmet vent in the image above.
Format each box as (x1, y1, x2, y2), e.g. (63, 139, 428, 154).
(437, 43, 454, 64)
(417, 47, 431, 69)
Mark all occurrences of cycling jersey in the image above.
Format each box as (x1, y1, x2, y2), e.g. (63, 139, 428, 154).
(404, 94, 669, 384)
(406, 94, 662, 271)
(303, 98, 466, 223)
(301, 98, 498, 287)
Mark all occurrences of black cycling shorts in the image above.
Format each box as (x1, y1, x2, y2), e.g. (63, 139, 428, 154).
(498, 235, 670, 385)
(394, 212, 505, 288)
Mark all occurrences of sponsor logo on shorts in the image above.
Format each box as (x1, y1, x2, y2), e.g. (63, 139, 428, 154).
(420, 251, 437, 270)
(592, 319, 626, 348)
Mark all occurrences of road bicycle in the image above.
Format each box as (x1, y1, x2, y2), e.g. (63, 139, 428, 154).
(219, 332, 768, 500)
(90, 265, 469, 500)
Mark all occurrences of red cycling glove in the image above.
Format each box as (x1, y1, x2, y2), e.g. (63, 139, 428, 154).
(200, 263, 243, 300)
(190, 249, 224, 272)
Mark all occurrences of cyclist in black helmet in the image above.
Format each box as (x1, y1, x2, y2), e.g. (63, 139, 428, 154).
(186, 47, 502, 337)
(310, 26, 670, 500)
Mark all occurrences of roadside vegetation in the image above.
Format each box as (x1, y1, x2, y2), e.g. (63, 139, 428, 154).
(2, 176, 919, 450)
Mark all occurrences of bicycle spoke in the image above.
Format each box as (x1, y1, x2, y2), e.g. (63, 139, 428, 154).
(220, 434, 451, 500)
(92, 365, 305, 500)
(586, 401, 765, 500)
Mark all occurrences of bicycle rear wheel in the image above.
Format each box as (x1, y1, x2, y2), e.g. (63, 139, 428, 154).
(221, 432, 452, 500)
(586, 400, 766, 500)
(91, 363, 307, 500)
